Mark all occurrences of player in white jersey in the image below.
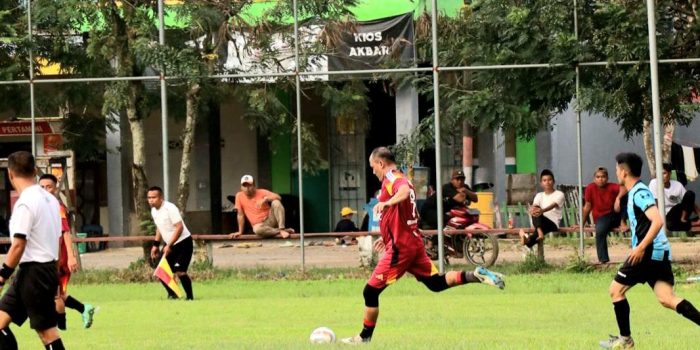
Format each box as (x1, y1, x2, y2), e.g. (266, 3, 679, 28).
(0, 151, 65, 349)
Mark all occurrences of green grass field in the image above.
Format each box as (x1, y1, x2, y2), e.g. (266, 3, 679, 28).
(11, 270, 700, 349)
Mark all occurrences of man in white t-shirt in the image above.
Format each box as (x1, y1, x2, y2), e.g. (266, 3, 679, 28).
(148, 186, 194, 300)
(0, 151, 65, 349)
(648, 163, 700, 232)
(519, 169, 565, 252)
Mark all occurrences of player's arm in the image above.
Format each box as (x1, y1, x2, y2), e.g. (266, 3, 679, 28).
(150, 227, 162, 259)
(63, 231, 78, 272)
(168, 221, 184, 247)
(628, 203, 664, 265)
(374, 183, 411, 215)
(614, 186, 628, 212)
(0, 236, 26, 287)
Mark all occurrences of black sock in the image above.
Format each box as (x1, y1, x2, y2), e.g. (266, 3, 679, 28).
(613, 299, 631, 337)
(359, 320, 375, 340)
(45, 338, 65, 350)
(160, 280, 178, 298)
(57, 313, 67, 330)
(179, 274, 194, 300)
(65, 295, 85, 313)
(676, 299, 700, 326)
(0, 327, 17, 350)
(462, 271, 480, 284)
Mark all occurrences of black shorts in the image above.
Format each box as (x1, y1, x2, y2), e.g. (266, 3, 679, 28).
(614, 252, 674, 287)
(166, 236, 193, 273)
(0, 261, 58, 330)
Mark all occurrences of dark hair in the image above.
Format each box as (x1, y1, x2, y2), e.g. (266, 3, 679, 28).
(39, 174, 58, 184)
(594, 166, 608, 177)
(147, 186, 164, 196)
(662, 163, 672, 173)
(540, 169, 555, 181)
(370, 147, 395, 164)
(615, 153, 643, 177)
(8, 151, 35, 178)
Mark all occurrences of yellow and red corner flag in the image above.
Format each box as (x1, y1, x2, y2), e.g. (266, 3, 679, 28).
(153, 256, 183, 298)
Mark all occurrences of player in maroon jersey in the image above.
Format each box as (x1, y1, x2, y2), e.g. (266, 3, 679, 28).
(341, 147, 505, 344)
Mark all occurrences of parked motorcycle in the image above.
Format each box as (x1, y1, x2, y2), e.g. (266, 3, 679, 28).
(423, 206, 499, 267)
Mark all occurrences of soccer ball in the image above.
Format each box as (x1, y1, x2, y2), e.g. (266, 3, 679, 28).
(309, 326, 336, 344)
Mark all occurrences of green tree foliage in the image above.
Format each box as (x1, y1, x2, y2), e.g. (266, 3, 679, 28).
(579, 0, 700, 137)
(393, 0, 700, 166)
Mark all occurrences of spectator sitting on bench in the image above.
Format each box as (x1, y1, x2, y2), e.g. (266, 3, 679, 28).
(648, 163, 700, 232)
(519, 169, 565, 253)
(334, 207, 359, 245)
(229, 175, 294, 239)
(573, 167, 627, 264)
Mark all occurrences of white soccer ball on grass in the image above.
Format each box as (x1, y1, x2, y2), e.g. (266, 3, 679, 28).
(309, 326, 336, 344)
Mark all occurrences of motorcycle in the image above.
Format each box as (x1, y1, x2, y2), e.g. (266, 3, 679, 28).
(423, 206, 499, 267)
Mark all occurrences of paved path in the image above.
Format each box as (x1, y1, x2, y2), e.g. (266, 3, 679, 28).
(77, 238, 700, 269)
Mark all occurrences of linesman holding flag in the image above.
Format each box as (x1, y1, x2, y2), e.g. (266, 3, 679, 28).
(0, 151, 65, 349)
(148, 186, 194, 300)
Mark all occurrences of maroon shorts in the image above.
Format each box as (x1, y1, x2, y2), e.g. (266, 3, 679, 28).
(368, 243, 437, 289)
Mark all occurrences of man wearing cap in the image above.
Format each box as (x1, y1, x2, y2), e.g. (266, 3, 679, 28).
(230, 175, 294, 239)
(419, 169, 479, 230)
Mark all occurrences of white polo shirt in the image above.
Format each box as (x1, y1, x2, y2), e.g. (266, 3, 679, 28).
(532, 190, 565, 228)
(649, 179, 686, 215)
(151, 201, 191, 245)
(9, 184, 61, 263)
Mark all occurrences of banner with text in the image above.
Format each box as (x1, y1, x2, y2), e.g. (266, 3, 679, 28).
(328, 13, 414, 72)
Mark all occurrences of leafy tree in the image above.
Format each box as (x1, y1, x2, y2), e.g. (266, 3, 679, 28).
(392, 0, 700, 173)
(579, 0, 700, 174)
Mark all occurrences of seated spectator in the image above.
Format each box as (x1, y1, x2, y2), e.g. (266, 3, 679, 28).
(229, 175, 294, 239)
(419, 170, 478, 230)
(335, 207, 359, 245)
(574, 167, 627, 264)
(648, 163, 700, 232)
(419, 170, 479, 250)
(519, 169, 565, 252)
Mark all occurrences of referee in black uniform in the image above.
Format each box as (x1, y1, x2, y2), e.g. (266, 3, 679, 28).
(0, 151, 64, 350)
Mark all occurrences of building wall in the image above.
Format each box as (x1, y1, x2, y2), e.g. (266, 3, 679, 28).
(549, 105, 700, 195)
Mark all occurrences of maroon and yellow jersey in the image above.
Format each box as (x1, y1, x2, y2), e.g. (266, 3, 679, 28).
(378, 169, 422, 249)
(58, 202, 71, 278)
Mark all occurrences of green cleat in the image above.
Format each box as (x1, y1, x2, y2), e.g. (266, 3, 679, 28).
(599, 335, 634, 349)
(82, 304, 95, 329)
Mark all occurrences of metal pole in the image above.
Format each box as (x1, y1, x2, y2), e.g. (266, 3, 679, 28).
(27, 0, 36, 155)
(429, 0, 445, 273)
(2, 58, 699, 87)
(574, 0, 584, 255)
(293, 0, 306, 272)
(158, 0, 170, 199)
(645, 0, 666, 219)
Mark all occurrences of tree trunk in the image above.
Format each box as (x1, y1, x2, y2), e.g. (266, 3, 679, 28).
(642, 119, 674, 178)
(127, 82, 150, 228)
(176, 83, 201, 219)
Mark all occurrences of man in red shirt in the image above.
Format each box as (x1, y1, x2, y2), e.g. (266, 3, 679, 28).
(341, 147, 505, 344)
(577, 167, 627, 264)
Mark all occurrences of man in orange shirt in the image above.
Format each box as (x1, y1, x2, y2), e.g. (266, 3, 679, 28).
(229, 175, 294, 239)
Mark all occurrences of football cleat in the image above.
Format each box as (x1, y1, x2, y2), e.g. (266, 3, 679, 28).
(340, 335, 370, 345)
(82, 304, 96, 329)
(599, 335, 634, 349)
(474, 266, 505, 289)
